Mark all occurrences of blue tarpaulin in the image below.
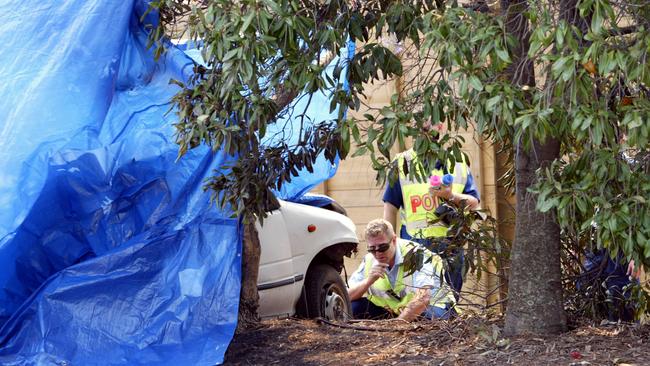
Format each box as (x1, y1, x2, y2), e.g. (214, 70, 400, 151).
(0, 1, 351, 364)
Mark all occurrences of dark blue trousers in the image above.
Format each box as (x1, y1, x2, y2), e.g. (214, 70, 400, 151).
(351, 298, 456, 320)
(351, 298, 393, 319)
(579, 249, 638, 321)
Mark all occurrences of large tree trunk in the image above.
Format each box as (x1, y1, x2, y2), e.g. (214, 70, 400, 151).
(504, 139, 567, 335)
(501, 0, 567, 335)
(237, 221, 261, 332)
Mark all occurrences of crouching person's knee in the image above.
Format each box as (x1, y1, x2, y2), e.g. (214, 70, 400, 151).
(424, 304, 457, 320)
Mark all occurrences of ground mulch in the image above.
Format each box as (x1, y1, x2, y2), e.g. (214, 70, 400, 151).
(223, 316, 650, 365)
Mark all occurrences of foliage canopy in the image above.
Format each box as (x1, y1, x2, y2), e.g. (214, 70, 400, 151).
(148, 0, 650, 325)
(149, 0, 648, 264)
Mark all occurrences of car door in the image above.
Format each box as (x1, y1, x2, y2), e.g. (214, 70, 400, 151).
(256, 207, 301, 318)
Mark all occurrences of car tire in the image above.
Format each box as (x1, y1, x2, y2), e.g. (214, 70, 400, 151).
(298, 264, 351, 321)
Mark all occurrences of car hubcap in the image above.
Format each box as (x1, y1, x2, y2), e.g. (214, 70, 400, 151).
(323, 286, 347, 321)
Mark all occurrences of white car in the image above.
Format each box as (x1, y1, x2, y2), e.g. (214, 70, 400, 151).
(256, 197, 359, 321)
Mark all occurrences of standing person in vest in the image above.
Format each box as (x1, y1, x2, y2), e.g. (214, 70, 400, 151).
(347, 219, 456, 320)
(383, 123, 480, 298)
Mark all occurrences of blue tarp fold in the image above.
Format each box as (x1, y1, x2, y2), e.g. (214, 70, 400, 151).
(0, 1, 350, 364)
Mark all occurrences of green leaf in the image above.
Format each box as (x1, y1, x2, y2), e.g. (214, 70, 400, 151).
(575, 196, 587, 213)
(538, 197, 558, 212)
(380, 107, 396, 119)
(469, 75, 483, 91)
(223, 48, 239, 62)
(486, 95, 501, 110)
(352, 124, 361, 142)
(632, 196, 646, 204)
(363, 113, 375, 121)
(561, 61, 575, 81)
(555, 21, 566, 48)
(367, 126, 378, 143)
(240, 12, 254, 33)
(593, 122, 603, 146)
(608, 215, 618, 231)
(551, 56, 568, 78)
(495, 48, 511, 63)
(351, 142, 368, 156)
(591, 4, 603, 35)
(643, 238, 650, 259)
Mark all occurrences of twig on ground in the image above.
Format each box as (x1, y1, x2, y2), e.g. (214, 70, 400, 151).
(316, 317, 423, 332)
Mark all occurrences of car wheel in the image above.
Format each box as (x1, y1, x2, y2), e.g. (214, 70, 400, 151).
(298, 264, 351, 321)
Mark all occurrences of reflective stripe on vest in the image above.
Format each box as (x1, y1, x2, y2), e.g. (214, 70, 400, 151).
(397, 150, 468, 238)
(363, 239, 455, 314)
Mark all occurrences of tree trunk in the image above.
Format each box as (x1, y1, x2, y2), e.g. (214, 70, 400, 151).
(501, 0, 567, 335)
(504, 139, 567, 335)
(237, 221, 261, 332)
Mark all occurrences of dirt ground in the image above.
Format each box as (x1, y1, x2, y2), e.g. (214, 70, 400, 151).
(223, 316, 650, 365)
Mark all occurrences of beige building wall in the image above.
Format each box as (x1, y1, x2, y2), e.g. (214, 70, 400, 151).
(311, 79, 398, 271)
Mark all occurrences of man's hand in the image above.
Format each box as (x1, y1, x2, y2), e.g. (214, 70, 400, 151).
(627, 259, 644, 280)
(348, 262, 389, 301)
(428, 186, 480, 210)
(429, 184, 453, 200)
(397, 288, 431, 322)
(368, 263, 389, 283)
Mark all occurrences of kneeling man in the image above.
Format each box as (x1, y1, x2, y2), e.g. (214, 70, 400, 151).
(348, 219, 456, 321)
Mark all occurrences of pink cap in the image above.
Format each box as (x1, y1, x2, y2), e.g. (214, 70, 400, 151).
(429, 175, 442, 186)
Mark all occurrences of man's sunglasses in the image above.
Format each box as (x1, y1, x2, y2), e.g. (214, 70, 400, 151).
(367, 243, 390, 254)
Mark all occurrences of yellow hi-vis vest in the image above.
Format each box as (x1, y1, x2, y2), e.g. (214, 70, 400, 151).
(363, 239, 456, 315)
(397, 149, 468, 238)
